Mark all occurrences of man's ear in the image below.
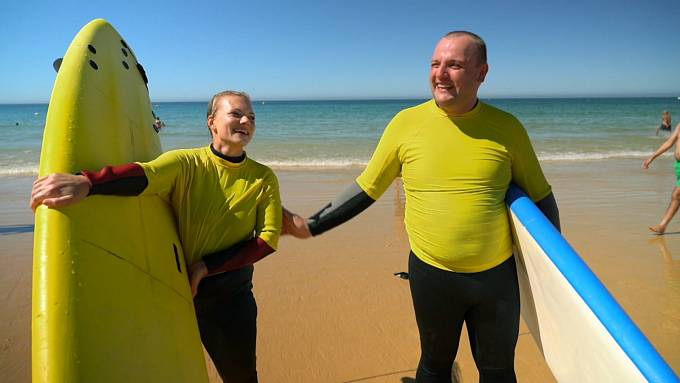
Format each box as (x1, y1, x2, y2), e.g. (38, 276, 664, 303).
(478, 63, 489, 83)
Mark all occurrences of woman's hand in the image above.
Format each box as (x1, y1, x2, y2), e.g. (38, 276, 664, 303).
(30, 173, 91, 212)
(188, 261, 208, 298)
(282, 207, 312, 238)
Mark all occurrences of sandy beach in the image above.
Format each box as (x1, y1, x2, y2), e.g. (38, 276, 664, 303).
(1, 157, 679, 382)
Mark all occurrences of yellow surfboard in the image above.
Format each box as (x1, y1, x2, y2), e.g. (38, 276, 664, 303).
(33, 19, 208, 382)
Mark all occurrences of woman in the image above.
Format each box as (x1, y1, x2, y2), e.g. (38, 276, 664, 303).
(31, 90, 280, 383)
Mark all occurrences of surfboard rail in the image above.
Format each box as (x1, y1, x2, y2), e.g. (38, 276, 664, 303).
(33, 19, 208, 382)
(506, 184, 678, 383)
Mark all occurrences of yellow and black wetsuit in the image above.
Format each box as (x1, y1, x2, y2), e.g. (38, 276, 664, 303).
(82, 144, 281, 382)
(308, 99, 557, 382)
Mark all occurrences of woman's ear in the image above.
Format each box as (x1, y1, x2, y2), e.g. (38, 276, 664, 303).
(207, 115, 215, 134)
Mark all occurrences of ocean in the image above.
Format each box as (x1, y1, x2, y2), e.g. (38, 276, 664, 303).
(1, 97, 678, 177)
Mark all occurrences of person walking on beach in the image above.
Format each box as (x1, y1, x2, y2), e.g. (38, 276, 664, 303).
(656, 111, 673, 136)
(284, 31, 560, 382)
(31, 90, 282, 383)
(643, 125, 680, 235)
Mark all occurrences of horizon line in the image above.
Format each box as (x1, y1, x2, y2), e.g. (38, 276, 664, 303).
(2, 94, 679, 106)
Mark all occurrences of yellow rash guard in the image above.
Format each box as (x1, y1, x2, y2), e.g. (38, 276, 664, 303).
(138, 146, 281, 266)
(356, 100, 551, 272)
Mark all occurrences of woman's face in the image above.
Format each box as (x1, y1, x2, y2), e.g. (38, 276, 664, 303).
(207, 95, 256, 152)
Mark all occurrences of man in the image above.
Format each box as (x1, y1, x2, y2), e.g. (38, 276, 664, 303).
(643, 124, 680, 234)
(285, 31, 560, 383)
(31, 91, 281, 383)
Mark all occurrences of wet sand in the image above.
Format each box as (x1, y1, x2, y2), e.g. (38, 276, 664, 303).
(1, 157, 679, 382)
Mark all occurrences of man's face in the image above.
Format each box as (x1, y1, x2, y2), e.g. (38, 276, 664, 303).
(430, 35, 488, 114)
(208, 95, 256, 149)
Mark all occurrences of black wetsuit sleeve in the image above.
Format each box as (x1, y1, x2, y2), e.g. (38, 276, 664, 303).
(202, 237, 275, 274)
(80, 163, 149, 196)
(307, 181, 376, 236)
(536, 192, 561, 232)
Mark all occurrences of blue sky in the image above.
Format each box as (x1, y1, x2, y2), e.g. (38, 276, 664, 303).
(1, 0, 679, 103)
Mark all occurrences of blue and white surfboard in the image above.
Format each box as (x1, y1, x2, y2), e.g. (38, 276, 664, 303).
(506, 185, 678, 383)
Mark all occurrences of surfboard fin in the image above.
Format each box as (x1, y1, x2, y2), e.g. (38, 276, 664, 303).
(53, 58, 63, 73)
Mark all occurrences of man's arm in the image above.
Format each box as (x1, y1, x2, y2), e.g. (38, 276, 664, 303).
(281, 182, 376, 238)
(536, 192, 560, 232)
(306, 181, 375, 236)
(30, 163, 148, 211)
(643, 128, 679, 169)
(284, 111, 405, 238)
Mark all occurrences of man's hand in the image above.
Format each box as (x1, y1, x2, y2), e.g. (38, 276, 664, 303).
(282, 207, 312, 239)
(642, 158, 653, 170)
(188, 261, 208, 298)
(30, 173, 91, 212)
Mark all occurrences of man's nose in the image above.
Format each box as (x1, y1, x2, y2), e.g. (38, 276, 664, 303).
(435, 65, 448, 79)
(240, 115, 254, 125)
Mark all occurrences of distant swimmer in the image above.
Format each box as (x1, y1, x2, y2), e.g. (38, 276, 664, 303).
(153, 116, 165, 132)
(656, 110, 672, 136)
(643, 125, 680, 234)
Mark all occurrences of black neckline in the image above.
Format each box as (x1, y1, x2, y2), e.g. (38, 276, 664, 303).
(210, 145, 246, 163)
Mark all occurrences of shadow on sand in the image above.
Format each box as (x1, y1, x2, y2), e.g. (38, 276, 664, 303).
(340, 369, 416, 383)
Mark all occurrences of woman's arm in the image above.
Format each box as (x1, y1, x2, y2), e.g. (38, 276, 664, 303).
(30, 163, 148, 211)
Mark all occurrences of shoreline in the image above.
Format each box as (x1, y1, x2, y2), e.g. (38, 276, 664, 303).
(2, 150, 678, 178)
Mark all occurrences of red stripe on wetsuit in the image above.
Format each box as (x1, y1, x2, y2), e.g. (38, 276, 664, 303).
(80, 163, 148, 196)
(203, 237, 274, 274)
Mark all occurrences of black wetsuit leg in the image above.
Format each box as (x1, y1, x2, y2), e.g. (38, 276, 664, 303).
(408, 252, 519, 383)
(194, 265, 258, 383)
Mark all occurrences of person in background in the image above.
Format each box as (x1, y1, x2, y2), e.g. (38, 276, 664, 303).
(643, 125, 680, 235)
(656, 110, 672, 136)
(153, 115, 166, 132)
